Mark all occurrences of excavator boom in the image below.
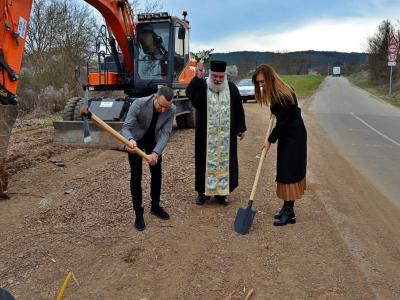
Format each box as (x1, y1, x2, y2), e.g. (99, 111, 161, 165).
(84, 0, 135, 74)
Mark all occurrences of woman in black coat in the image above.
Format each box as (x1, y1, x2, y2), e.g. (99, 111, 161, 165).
(252, 64, 307, 226)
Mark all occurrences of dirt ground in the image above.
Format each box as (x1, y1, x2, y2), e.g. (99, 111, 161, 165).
(1, 96, 400, 299)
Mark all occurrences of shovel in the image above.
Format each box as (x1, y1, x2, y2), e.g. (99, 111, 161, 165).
(234, 116, 275, 235)
(79, 92, 150, 162)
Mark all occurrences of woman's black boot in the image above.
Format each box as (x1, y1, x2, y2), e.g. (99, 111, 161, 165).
(273, 202, 296, 226)
(274, 201, 287, 219)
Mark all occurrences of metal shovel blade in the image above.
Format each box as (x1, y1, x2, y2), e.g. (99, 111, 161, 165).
(0, 288, 16, 300)
(234, 200, 256, 235)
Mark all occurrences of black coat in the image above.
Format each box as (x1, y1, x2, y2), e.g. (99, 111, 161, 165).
(268, 94, 307, 184)
(186, 77, 247, 194)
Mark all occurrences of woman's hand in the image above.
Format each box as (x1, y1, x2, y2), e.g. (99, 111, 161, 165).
(262, 141, 271, 156)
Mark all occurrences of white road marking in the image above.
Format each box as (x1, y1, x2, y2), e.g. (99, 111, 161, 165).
(350, 112, 400, 147)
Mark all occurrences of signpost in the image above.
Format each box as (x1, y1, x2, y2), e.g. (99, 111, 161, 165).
(387, 37, 399, 95)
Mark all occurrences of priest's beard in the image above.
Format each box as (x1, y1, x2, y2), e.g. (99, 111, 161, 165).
(207, 75, 228, 93)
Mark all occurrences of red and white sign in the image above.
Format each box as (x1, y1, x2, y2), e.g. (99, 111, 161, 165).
(387, 37, 399, 66)
(388, 44, 398, 53)
(389, 37, 398, 45)
(387, 53, 398, 61)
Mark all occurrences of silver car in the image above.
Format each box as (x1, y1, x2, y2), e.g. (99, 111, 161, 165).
(237, 79, 255, 103)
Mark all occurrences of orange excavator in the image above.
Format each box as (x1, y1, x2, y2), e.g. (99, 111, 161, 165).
(0, 0, 196, 198)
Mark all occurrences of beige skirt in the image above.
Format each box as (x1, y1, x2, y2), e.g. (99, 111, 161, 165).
(276, 178, 306, 200)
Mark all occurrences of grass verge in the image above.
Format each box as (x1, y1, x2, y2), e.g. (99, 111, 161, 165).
(281, 75, 326, 97)
(348, 73, 400, 108)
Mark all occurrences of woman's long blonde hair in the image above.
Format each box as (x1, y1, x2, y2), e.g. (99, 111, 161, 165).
(252, 64, 295, 106)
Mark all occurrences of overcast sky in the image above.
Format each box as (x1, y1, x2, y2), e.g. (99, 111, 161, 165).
(160, 0, 400, 53)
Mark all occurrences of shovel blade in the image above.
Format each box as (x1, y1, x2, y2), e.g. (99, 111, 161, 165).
(234, 200, 256, 235)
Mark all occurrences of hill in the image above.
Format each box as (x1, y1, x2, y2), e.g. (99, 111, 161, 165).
(211, 50, 367, 77)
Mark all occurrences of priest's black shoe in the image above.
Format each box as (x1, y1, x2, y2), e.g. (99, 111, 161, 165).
(215, 195, 229, 206)
(273, 206, 296, 226)
(196, 194, 210, 205)
(134, 208, 146, 231)
(151, 205, 170, 220)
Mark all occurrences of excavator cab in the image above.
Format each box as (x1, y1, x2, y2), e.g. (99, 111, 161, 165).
(86, 12, 191, 96)
(134, 12, 190, 91)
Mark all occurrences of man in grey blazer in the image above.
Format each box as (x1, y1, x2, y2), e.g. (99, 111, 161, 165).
(121, 86, 176, 231)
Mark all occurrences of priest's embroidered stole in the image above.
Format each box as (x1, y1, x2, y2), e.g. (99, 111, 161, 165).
(205, 86, 230, 195)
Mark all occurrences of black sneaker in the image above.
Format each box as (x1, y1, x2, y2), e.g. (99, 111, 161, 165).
(215, 195, 229, 206)
(195, 194, 210, 205)
(151, 206, 170, 220)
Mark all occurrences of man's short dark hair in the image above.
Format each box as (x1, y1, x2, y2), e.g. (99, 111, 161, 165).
(156, 86, 174, 101)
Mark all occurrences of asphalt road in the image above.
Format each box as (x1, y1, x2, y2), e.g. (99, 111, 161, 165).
(310, 76, 400, 205)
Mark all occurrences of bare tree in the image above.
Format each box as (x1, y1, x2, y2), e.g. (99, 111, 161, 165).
(129, 0, 163, 14)
(367, 20, 400, 83)
(226, 65, 238, 81)
(20, 0, 98, 114)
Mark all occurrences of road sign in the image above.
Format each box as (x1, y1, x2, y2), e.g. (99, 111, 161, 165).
(387, 53, 398, 62)
(388, 44, 398, 53)
(389, 37, 398, 45)
(387, 37, 399, 95)
(387, 37, 399, 65)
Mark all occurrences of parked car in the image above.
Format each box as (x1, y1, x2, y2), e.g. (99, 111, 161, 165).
(237, 79, 255, 102)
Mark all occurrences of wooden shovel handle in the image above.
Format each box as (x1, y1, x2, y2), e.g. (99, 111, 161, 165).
(249, 116, 275, 201)
(90, 113, 151, 162)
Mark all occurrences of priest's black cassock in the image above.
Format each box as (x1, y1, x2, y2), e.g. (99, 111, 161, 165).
(186, 76, 247, 195)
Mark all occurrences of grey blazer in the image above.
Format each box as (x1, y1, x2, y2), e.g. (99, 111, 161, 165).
(121, 95, 176, 155)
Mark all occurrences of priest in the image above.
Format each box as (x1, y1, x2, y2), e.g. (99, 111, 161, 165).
(186, 60, 247, 205)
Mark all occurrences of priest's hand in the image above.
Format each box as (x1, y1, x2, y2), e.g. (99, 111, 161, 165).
(195, 62, 206, 78)
(238, 132, 246, 141)
(148, 152, 159, 166)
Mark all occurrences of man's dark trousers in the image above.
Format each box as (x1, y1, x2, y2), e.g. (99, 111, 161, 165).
(128, 141, 162, 211)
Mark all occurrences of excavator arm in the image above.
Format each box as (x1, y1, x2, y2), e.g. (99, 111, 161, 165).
(85, 0, 135, 75)
(0, 0, 33, 104)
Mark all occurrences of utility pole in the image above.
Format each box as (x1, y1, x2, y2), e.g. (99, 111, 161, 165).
(328, 63, 330, 76)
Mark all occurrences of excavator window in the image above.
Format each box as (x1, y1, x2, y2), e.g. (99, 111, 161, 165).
(137, 23, 169, 80)
(174, 24, 186, 79)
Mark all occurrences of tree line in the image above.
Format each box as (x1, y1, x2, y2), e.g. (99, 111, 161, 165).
(213, 50, 368, 81)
